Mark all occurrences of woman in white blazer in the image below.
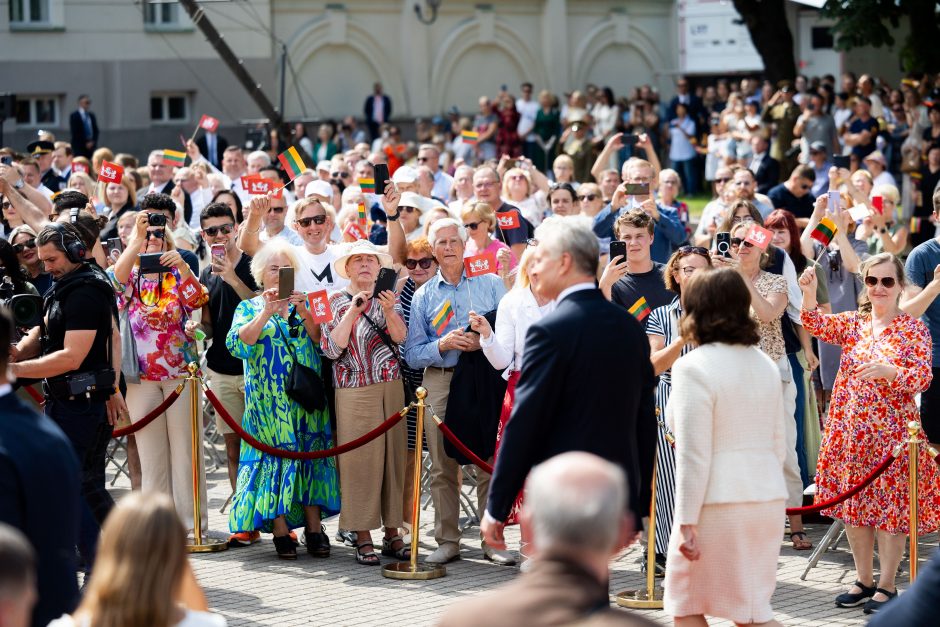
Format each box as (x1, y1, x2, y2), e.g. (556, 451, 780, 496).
(664, 267, 787, 627)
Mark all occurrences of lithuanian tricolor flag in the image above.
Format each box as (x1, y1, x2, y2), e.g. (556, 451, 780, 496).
(628, 297, 651, 322)
(911, 217, 923, 234)
(162, 149, 186, 167)
(357, 202, 367, 226)
(461, 130, 479, 145)
(432, 300, 455, 336)
(278, 146, 306, 180)
(809, 217, 838, 247)
(358, 178, 375, 194)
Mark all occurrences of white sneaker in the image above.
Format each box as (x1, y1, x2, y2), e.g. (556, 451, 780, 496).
(425, 543, 461, 564)
(481, 541, 517, 566)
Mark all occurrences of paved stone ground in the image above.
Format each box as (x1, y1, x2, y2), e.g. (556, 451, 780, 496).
(106, 443, 936, 627)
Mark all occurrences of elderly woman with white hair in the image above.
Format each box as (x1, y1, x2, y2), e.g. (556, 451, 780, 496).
(226, 239, 340, 560)
(320, 239, 409, 565)
(856, 184, 908, 256)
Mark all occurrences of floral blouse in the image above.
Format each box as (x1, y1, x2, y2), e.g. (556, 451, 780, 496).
(109, 266, 208, 381)
(751, 271, 788, 363)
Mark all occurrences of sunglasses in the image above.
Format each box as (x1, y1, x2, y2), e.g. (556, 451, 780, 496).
(864, 275, 897, 288)
(730, 237, 753, 249)
(295, 215, 327, 227)
(404, 257, 435, 270)
(715, 177, 732, 184)
(577, 194, 598, 202)
(678, 245, 709, 257)
(148, 229, 165, 239)
(203, 224, 234, 237)
(331, 171, 350, 179)
(509, 174, 527, 181)
(416, 157, 429, 163)
(13, 239, 36, 253)
(464, 221, 482, 230)
(401, 206, 420, 214)
(268, 206, 285, 214)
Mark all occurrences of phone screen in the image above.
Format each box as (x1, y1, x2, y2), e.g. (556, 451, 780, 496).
(609, 240, 627, 262)
(277, 267, 294, 300)
(211, 244, 226, 258)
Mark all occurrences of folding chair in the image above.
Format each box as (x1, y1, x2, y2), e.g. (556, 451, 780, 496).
(107, 437, 130, 485)
(800, 482, 846, 580)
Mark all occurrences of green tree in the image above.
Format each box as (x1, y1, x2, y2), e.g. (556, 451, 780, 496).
(731, 0, 797, 85)
(821, 0, 940, 72)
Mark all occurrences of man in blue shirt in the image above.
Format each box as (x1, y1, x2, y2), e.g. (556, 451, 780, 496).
(404, 218, 508, 565)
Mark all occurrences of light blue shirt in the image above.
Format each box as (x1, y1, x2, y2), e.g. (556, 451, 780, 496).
(404, 270, 507, 368)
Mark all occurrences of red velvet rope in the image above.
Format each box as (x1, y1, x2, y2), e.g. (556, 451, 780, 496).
(112, 384, 185, 438)
(432, 415, 494, 474)
(205, 386, 409, 460)
(785, 449, 900, 515)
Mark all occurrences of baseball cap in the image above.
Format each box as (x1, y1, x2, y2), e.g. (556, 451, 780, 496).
(305, 180, 334, 200)
(392, 165, 418, 184)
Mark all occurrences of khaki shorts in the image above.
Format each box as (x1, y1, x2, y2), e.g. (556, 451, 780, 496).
(206, 368, 246, 436)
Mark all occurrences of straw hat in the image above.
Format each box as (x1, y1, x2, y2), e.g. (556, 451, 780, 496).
(333, 240, 393, 279)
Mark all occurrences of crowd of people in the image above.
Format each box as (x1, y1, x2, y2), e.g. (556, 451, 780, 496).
(2, 69, 940, 627)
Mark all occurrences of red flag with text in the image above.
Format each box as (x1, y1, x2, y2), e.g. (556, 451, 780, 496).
(98, 161, 124, 184)
(306, 290, 333, 323)
(495, 210, 521, 230)
(199, 114, 220, 133)
(744, 223, 773, 251)
(464, 251, 498, 277)
(343, 222, 368, 241)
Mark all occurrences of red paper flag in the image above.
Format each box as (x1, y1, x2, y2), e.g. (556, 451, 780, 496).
(306, 290, 333, 323)
(98, 160, 124, 184)
(199, 114, 220, 133)
(178, 275, 203, 307)
(464, 251, 498, 277)
(71, 160, 89, 175)
(239, 175, 282, 199)
(871, 195, 884, 215)
(744, 223, 773, 251)
(343, 222, 367, 241)
(495, 210, 521, 230)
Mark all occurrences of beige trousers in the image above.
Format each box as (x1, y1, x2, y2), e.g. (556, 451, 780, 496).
(335, 380, 407, 531)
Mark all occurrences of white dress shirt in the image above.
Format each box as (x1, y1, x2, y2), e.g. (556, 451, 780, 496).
(480, 287, 555, 377)
(556, 282, 596, 304)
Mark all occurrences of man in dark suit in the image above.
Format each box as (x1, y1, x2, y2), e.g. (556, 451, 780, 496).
(68, 95, 98, 159)
(440, 453, 656, 627)
(0, 310, 81, 627)
(363, 82, 392, 141)
(195, 131, 229, 170)
(667, 76, 706, 132)
(481, 216, 657, 549)
(749, 134, 780, 195)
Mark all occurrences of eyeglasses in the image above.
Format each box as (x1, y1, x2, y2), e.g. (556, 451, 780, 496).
(1, 202, 11, 210)
(203, 224, 234, 237)
(416, 157, 429, 163)
(331, 171, 350, 179)
(148, 229, 165, 239)
(800, 184, 812, 191)
(509, 174, 527, 181)
(13, 239, 36, 253)
(677, 246, 709, 257)
(474, 180, 497, 189)
(404, 257, 435, 270)
(577, 194, 598, 202)
(295, 215, 328, 227)
(268, 206, 285, 214)
(464, 221, 482, 231)
(864, 275, 896, 288)
(401, 206, 420, 214)
(730, 237, 753, 249)
(714, 177, 732, 184)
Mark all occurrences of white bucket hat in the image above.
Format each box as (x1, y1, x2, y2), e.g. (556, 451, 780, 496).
(333, 240, 393, 279)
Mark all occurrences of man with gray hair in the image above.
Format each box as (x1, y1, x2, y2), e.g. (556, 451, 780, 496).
(440, 452, 656, 626)
(482, 216, 657, 552)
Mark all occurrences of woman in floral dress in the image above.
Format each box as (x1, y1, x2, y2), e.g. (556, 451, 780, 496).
(800, 252, 940, 614)
(226, 240, 340, 559)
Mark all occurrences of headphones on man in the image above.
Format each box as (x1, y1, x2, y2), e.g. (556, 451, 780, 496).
(46, 221, 87, 263)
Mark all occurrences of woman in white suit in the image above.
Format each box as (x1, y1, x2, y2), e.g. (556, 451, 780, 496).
(664, 267, 787, 627)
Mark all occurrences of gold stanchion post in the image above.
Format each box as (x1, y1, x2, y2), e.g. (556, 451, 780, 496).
(616, 457, 664, 609)
(186, 363, 227, 553)
(907, 420, 919, 582)
(383, 387, 446, 580)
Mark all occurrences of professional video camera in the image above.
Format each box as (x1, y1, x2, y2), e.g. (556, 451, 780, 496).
(0, 273, 43, 328)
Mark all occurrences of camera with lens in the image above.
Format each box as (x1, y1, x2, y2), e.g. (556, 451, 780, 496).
(0, 273, 43, 328)
(147, 213, 167, 227)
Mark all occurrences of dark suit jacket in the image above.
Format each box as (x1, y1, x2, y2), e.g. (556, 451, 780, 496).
(69, 109, 99, 158)
(486, 288, 657, 526)
(136, 180, 175, 203)
(868, 551, 940, 626)
(363, 94, 392, 138)
(437, 555, 658, 627)
(753, 154, 780, 195)
(99, 202, 138, 242)
(0, 391, 80, 627)
(196, 133, 229, 169)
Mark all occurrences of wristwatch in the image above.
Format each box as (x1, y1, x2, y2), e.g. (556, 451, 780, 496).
(386, 212, 400, 222)
(14, 178, 24, 190)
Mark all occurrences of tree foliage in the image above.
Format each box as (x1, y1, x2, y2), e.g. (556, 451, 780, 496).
(731, 0, 797, 85)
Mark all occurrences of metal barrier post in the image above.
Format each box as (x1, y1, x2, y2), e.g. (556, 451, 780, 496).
(186, 363, 227, 553)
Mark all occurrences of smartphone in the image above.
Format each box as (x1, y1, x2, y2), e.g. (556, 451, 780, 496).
(372, 267, 399, 299)
(623, 183, 650, 196)
(138, 253, 173, 274)
(0, 156, 11, 166)
(715, 232, 732, 258)
(827, 190, 840, 214)
(373, 164, 390, 195)
(621, 134, 639, 147)
(833, 155, 850, 169)
(609, 240, 627, 263)
(211, 244, 225, 259)
(277, 267, 294, 301)
(107, 237, 124, 255)
(505, 158, 519, 170)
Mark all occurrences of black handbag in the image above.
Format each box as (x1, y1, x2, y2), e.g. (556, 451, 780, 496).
(275, 319, 327, 413)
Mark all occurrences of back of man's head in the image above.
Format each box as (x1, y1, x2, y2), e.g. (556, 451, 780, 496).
(524, 452, 628, 556)
(534, 215, 599, 279)
(53, 190, 88, 214)
(0, 523, 36, 627)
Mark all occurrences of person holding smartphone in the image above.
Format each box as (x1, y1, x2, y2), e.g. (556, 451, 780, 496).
(107, 210, 209, 530)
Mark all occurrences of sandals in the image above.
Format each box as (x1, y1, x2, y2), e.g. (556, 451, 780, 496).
(381, 535, 412, 561)
(789, 531, 813, 551)
(355, 542, 380, 566)
(273, 534, 297, 560)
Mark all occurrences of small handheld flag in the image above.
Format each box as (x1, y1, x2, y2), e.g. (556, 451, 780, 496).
(162, 149, 186, 167)
(464, 251, 497, 277)
(628, 297, 651, 322)
(241, 175, 274, 196)
(911, 217, 923, 234)
(432, 300, 455, 336)
(199, 114, 220, 133)
(461, 130, 479, 145)
(357, 202, 368, 226)
(71, 160, 89, 175)
(98, 160, 124, 184)
(278, 146, 306, 181)
(744, 223, 773, 251)
(343, 222, 367, 241)
(871, 196, 884, 215)
(307, 290, 333, 323)
(358, 178, 376, 194)
(495, 210, 521, 230)
(810, 216, 838, 247)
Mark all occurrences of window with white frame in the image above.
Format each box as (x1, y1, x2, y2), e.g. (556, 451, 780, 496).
(143, 2, 189, 30)
(15, 96, 59, 128)
(9, 0, 49, 25)
(150, 94, 190, 124)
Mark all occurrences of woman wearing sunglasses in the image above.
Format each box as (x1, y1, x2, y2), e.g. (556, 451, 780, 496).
(800, 253, 940, 614)
(461, 201, 516, 290)
(9, 224, 51, 295)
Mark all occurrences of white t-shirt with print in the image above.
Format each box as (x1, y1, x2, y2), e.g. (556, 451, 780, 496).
(293, 243, 350, 294)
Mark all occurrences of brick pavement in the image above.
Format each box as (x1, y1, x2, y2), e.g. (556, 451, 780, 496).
(106, 446, 936, 626)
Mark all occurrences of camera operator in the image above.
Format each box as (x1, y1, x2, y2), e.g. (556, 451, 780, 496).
(8, 221, 120, 566)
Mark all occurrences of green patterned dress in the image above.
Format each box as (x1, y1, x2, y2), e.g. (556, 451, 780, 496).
(226, 297, 340, 532)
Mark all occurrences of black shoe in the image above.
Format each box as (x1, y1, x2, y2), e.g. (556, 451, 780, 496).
(335, 529, 357, 547)
(835, 581, 876, 608)
(639, 552, 666, 578)
(273, 534, 297, 560)
(306, 525, 330, 558)
(862, 588, 897, 614)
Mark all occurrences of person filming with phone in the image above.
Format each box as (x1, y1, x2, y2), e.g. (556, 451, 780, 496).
(107, 209, 209, 530)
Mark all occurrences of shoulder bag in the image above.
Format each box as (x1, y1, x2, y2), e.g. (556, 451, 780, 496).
(274, 317, 326, 413)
